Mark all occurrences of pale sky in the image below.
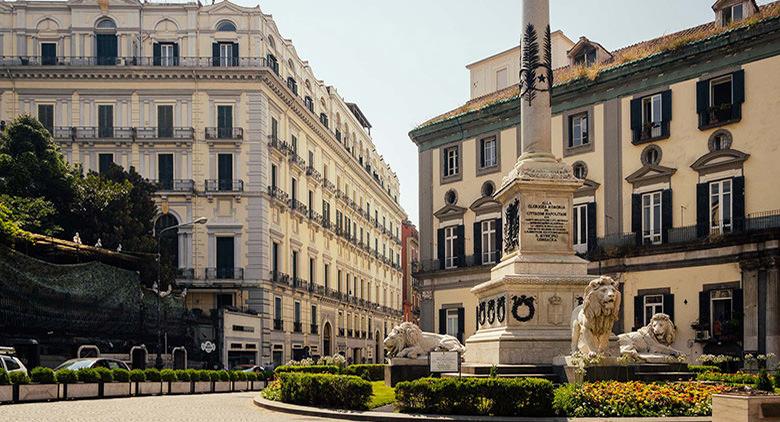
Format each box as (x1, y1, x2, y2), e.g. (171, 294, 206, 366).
(233, 0, 772, 225)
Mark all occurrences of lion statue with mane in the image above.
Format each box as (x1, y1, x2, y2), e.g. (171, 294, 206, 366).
(571, 276, 621, 357)
(384, 321, 465, 359)
(618, 313, 682, 360)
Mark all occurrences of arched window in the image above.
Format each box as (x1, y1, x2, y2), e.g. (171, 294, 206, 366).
(216, 20, 236, 32)
(96, 18, 117, 30)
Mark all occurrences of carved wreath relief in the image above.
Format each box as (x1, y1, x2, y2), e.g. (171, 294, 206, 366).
(487, 299, 496, 324)
(496, 296, 506, 323)
(504, 198, 520, 253)
(520, 23, 553, 106)
(511, 295, 536, 322)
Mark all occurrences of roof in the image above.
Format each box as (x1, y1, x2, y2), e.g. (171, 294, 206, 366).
(346, 102, 372, 130)
(415, 1, 780, 130)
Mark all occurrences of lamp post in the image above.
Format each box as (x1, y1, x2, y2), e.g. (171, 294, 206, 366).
(154, 216, 207, 369)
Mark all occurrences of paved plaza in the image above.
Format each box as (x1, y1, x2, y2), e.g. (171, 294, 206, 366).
(0, 393, 331, 422)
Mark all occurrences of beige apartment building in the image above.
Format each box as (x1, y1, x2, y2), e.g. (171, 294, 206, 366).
(0, 0, 404, 367)
(410, 0, 780, 361)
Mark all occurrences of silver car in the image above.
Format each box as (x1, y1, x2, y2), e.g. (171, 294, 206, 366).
(0, 347, 29, 375)
(55, 357, 130, 371)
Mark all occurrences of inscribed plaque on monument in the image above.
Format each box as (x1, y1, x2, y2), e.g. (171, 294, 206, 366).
(520, 194, 571, 252)
(429, 351, 460, 373)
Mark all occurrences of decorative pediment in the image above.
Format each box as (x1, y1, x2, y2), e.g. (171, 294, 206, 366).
(625, 164, 677, 188)
(469, 196, 502, 215)
(203, 0, 260, 15)
(690, 148, 749, 175)
(575, 178, 601, 197)
(434, 204, 467, 222)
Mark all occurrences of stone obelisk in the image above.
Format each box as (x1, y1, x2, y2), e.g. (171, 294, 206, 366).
(463, 0, 595, 365)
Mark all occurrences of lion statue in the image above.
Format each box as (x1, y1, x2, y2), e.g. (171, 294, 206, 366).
(384, 321, 465, 359)
(618, 313, 682, 360)
(571, 276, 621, 357)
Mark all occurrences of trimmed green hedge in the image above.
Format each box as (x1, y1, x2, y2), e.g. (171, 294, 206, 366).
(160, 369, 177, 382)
(76, 368, 100, 383)
(144, 368, 161, 382)
(9, 371, 30, 385)
(31, 367, 56, 384)
(696, 371, 762, 384)
(55, 369, 77, 383)
(274, 365, 339, 375)
(94, 367, 113, 382)
(0, 369, 10, 385)
(688, 365, 720, 373)
(129, 369, 146, 382)
(175, 369, 191, 382)
(344, 364, 385, 381)
(395, 377, 554, 417)
(277, 373, 372, 410)
(112, 368, 130, 382)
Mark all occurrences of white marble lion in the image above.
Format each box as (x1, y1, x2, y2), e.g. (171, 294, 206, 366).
(384, 321, 465, 359)
(571, 276, 622, 357)
(618, 313, 683, 360)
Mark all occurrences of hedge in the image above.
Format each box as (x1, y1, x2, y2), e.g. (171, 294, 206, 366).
(112, 368, 130, 382)
(129, 369, 146, 382)
(76, 368, 100, 383)
(274, 365, 339, 375)
(688, 365, 720, 373)
(344, 364, 385, 381)
(696, 371, 764, 385)
(161, 369, 177, 382)
(144, 368, 162, 382)
(55, 369, 77, 383)
(0, 369, 10, 385)
(245, 372, 258, 382)
(9, 371, 30, 385)
(94, 367, 113, 382)
(395, 377, 554, 417)
(277, 373, 372, 410)
(31, 367, 56, 384)
(175, 369, 191, 382)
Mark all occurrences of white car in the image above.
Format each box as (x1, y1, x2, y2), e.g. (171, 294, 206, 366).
(0, 347, 28, 375)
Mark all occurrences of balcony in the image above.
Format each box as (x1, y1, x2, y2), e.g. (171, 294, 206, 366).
(699, 103, 742, 129)
(204, 179, 243, 192)
(273, 319, 284, 331)
(1, 55, 267, 68)
(58, 126, 134, 142)
(634, 121, 669, 143)
(267, 186, 289, 203)
(205, 267, 244, 280)
(293, 322, 302, 333)
(323, 179, 336, 192)
(288, 199, 308, 216)
(268, 136, 289, 154)
(305, 165, 322, 182)
(310, 324, 318, 335)
(135, 127, 194, 142)
(176, 268, 195, 280)
(417, 253, 501, 273)
(205, 127, 243, 141)
(153, 179, 195, 193)
(270, 271, 291, 286)
(348, 329, 353, 338)
(287, 152, 307, 170)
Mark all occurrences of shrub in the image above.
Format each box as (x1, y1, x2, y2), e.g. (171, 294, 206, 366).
(756, 369, 774, 392)
(160, 369, 177, 382)
(54, 369, 77, 384)
(261, 369, 274, 381)
(277, 373, 372, 410)
(112, 368, 130, 382)
(175, 369, 191, 382)
(274, 365, 339, 375)
(0, 369, 11, 385)
(245, 372, 258, 382)
(234, 371, 247, 381)
(228, 370, 239, 381)
(10, 371, 31, 385)
(343, 364, 384, 381)
(217, 370, 230, 381)
(688, 365, 720, 373)
(395, 377, 554, 417)
(185, 369, 199, 382)
(94, 367, 113, 383)
(144, 368, 161, 382)
(776, 368, 780, 389)
(76, 368, 100, 383)
(261, 379, 282, 401)
(30, 367, 56, 384)
(200, 370, 214, 382)
(129, 369, 146, 382)
(696, 371, 761, 385)
(207, 371, 220, 382)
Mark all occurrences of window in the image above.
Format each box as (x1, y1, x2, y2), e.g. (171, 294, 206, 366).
(37, 104, 54, 135)
(41, 42, 56, 65)
(481, 182, 495, 197)
(479, 136, 497, 168)
(98, 104, 113, 138)
(98, 153, 114, 174)
(643, 294, 664, 326)
(698, 71, 743, 128)
(274, 297, 283, 328)
(271, 164, 277, 189)
(573, 203, 588, 250)
(157, 153, 174, 190)
(160, 43, 175, 66)
(572, 162, 587, 180)
(710, 75, 733, 108)
(446, 308, 459, 337)
(481, 220, 497, 264)
(291, 250, 299, 282)
(642, 94, 663, 139)
(569, 112, 588, 147)
(291, 135, 298, 154)
(574, 46, 597, 66)
(287, 77, 298, 95)
(266, 53, 279, 75)
(710, 289, 733, 339)
(217, 105, 233, 139)
(642, 191, 662, 244)
(311, 305, 317, 326)
(157, 105, 173, 138)
(324, 263, 330, 289)
(496, 68, 508, 90)
(443, 146, 459, 177)
(722, 3, 744, 25)
(309, 257, 315, 284)
(709, 179, 733, 234)
(444, 226, 457, 269)
(304, 96, 314, 113)
(216, 20, 237, 32)
(643, 146, 661, 166)
(219, 43, 234, 67)
(294, 301, 301, 331)
(271, 241, 279, 276)
(3, 357, 21, 371)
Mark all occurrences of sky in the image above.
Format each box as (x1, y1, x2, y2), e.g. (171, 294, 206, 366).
(233, 0, 772, 225)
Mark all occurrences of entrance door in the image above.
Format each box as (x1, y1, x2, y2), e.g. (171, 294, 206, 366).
(96, 34, 117, 65)
(322, 323, 332, 356)
(217, 153, 233, 191)
(216, 237, 234, 279)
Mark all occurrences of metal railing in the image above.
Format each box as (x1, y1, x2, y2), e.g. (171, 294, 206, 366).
(136, 126, 194, 140)
(205, 267, 244, 280)
(699, 103, 741, 128)
(310, 324, 318, 335)
(1, 55, 267, 68)
(273, 319, 284, 331)
(417, 254, 499, 272)
(204, 179, 244, 192)
(152, 179, 195, 192)
(293, 322, 302, 333)
(205, 127, 243, 140)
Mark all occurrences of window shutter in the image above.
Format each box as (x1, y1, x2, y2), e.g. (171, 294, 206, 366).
(172, 43, 179, 65)
(732, 69, 745, 104)
(586, 202, 597, 252)
(438, 309, 446, 335)
(661, 189, 672, 243)
(696, 182, 709, 238)
(631, 193, 642, 244)
(457, 307, 465, 343)
(456, 225, 465, 267)
(696, 80, 709, 127)
(473, 222, 482, 264)
(661, 89, 672, 137)
(732, 176, 745, 231)
(479, 139, 485, 168)
(153, 43, 161, 66)
(232, 43, 240, 65)
(211, 42, 219, 67)
(495, 218, 503, 260)
(630, 98, 642, 142)
(437, 229, 445, 270)
(633, 295, 643, 331)
(663, 293, 675, 324)
(698, 290, 711, 331)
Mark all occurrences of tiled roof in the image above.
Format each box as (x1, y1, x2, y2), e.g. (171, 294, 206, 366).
(415, 1, 780, 130)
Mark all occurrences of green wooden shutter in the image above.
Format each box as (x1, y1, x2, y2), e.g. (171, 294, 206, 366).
(732, 69, 745, 104)
(732, 176, 745, 231)
(630, 98, 642, 142)
(495, 218, 503, 260)
(473, 222, 482, 264)
(456, 225, 465, 267)
(232, 43, 239, 66)
(631, 193, 642, 244)
(699, 290, 711, 331)
(663, 293, 675, 324)
(696, 80, 709, 127)
(172, 43, 179, 65)
(212, 43, 219, 67)
(696, 183, 709, 238)
(633, 295, 643, 330)
(153, 43, 161, 66)
(438, 309, 446, 334)
(661, 189, 672, 243)
(457, 308, 465, 343)
(586, 202, 597, 252)
(661, 89, 672, 137)
(437, 229, 445, 270)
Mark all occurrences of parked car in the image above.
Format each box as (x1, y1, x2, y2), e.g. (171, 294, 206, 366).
(232, 364, 264, 374)
(0, 346, 29, 375)
(54, 357, 130, 371)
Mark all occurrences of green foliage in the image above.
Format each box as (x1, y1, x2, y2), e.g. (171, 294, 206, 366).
(112, 368, 130, 382)
(185, 369, 199, 382)
(227, 370, 238, 381)
(756, 369, 774, 392)
(489, 365, 498, 378)
(368, 380, 396, 409)
(0, 369, 10, 385)
(217, 370, 230, 381)
(696, 371, 762, 384)
(143, 368, 161, 382)
(245, 372, 258, 382)
(129, 369, 146, 382)
(776, 368, 780, 389)
(553, 384, 579, 416)
(688, 365, 720, 373)
(261, 380, 282, 401)
(76, 368, 100, 383)
(261, 369, 274, 380)
(54, 369, 77, 384)
(0, 195, 59, 236)
(0, 201, 32, 243)
(160, 369, 177, 382)
(234, 371, 247, 381)
(199, 370, 212, 382)
(274, 365, 339, 375)
(30, 367, 56, 384)
(395, 377, 554, 417)
(174, 370, 191, 382)
(277, 373, 372, 410)
(94, 367, 113, 383)
(343, 364, 385, 381)
(9, 371, 31, 385)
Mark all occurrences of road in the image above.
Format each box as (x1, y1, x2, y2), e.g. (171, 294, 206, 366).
(0, 392, 337, 422)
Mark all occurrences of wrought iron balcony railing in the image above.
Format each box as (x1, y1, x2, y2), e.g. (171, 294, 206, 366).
(273, 319, 284, 331)
(205, 267, 244, 280)
(204, 179, 244, 192)
(205, 127, 243, 140)
(152, 179, 195, 193)
(135, 126, 194, 141)
(1, 55, 268, 68)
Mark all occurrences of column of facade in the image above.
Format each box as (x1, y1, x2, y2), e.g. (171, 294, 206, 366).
(740, 260, 759, 352)
(765, 258, 779, 357)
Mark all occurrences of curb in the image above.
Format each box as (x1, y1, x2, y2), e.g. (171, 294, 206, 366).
(252, 397, 713, 422)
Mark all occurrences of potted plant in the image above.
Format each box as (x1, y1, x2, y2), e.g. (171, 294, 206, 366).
(213, 370, 231, 393)
(246, 372, 261, 391)
(192, 369, 211, 394)
(101, 368, 130, 398)
(232, 370, 249, 391)
(15, 367, 58, 402)
(55, 369, 77, 399)
(67, 368, 100, 399)
(0, 369, 12, 403)
(136, 368, 162, 396)
(162, 369, 190, 395)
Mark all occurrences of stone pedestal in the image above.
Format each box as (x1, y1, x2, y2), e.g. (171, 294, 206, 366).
(712, 393, 780, 422)
(384, 358, 430, 387)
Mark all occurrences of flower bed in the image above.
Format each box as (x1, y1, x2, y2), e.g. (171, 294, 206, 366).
(553, 381, 734, 417)
(273, 365, 339, 375)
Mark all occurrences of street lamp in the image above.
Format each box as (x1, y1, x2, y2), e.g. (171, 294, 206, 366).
(154, 216, 208, 369)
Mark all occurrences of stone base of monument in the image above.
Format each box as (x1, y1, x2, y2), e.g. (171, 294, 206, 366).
(553, 355, 695, 383)
(444, 364, 559, 382)
(384, 358, 431, 387)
